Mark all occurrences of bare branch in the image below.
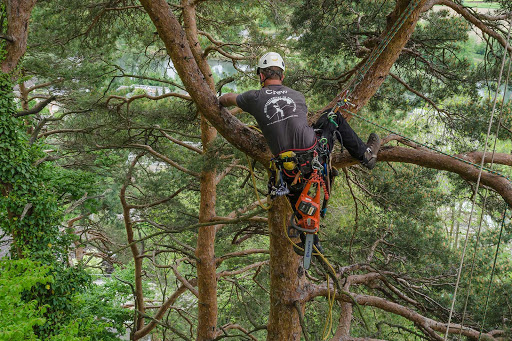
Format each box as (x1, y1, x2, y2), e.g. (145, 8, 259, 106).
(158, 128, 203, 154)
(435, 0, 512, 52)
(15, 96, 56, 117)
(127, 144, 200, 178)
(106, 91, 192, 109)
(111, 69, 186, 90)
(217, 261, 269, 278)
(171, 263, 199, 298)
(26, 79, 64, 93)
(216, 249, 269, 265)
(215, 158, 240, 185)
(389, 73, 447, 114)
(127, 185, 188, 210)
(0, 33, 14, 42)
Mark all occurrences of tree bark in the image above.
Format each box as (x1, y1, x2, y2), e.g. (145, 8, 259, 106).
(267, 197, 305, 341)
(195, 121, 220, 341)
(320, 0, 428, 118)
(332, 146, 512, 206)
(182, 1, 219, 339)
(1, 0, 37, 74)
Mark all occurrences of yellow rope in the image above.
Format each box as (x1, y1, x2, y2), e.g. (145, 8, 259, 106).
(314, 244, 336, 340)
(281, 200, 336, 340)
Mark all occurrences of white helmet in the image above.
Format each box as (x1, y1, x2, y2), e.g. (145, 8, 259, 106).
(257, 52, 285, 74)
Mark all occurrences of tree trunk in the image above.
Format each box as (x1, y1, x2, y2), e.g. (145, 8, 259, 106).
(322, 0, 428, 116)
(1, 0, 37, 74)
(1, 0, 36, 259)
(267, 197, 306, 340)
(195, 118, 219, 341)
(182, 1, 220, 339)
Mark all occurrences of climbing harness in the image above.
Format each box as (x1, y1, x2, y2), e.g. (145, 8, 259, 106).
(271, 145, 333, 269)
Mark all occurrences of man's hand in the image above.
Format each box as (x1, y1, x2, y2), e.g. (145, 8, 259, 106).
(219, 93, 238, 107)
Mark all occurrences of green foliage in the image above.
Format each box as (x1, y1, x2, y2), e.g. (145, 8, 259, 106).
(0, 259, 126, 341)
(8, 0, 512, 339)
(1, 69, 125, 339)
(0, 259, 51, 341)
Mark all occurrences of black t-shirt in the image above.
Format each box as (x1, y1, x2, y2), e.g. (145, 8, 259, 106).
(236, 84, 316, 155)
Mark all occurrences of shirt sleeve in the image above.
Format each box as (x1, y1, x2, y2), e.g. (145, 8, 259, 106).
(236, 90, 259, 113)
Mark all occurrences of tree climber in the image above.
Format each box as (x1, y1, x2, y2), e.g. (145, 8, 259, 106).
(219, 52, 381, 263)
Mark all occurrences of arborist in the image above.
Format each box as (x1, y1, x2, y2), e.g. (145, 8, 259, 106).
(219, 52, 381, 268)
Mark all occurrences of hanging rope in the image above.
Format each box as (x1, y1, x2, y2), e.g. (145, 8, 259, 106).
(477, 209, 508, 340)
(475, 19, 512, 341)
(457, 23, 512, 339)
(346, 0, 423, 94)
(443, 18, 512, 341)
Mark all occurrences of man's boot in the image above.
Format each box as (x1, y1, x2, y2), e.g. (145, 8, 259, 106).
(361, 133, 381, 170)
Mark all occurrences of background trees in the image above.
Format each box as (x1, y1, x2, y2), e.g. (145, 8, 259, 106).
(2, 0, 512, 340)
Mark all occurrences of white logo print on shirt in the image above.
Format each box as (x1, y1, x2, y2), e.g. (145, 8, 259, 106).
(264, 96, 297, 125)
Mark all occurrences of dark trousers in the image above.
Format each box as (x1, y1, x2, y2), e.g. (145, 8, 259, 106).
(286, 110, 367, 209)
(312, 110, 367, 160)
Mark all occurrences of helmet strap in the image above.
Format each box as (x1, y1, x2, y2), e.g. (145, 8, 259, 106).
(259, 73, 267, 87)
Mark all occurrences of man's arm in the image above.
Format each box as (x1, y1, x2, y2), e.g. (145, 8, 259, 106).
(219, 93, 239, 107)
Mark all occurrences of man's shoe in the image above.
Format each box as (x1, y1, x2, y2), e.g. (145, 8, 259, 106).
(361, 133, 381, 170)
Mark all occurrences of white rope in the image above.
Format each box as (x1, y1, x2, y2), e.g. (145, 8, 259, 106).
(456, 20, 512, 340)
(443, 20, 512, 341)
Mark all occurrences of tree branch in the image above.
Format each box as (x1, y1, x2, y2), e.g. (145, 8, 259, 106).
(389, 73, 447, 114)
(435, 0, 512, 53)
(332, 145, 512, 206)
(127, 144, 200, 178)
(0, 33, 14, 42)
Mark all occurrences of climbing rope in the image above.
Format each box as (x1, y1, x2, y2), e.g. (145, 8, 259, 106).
(477, 209, 508, 340)
(443, 18, 512, 341)
(345, 0, 423, 94)
(458, 24, 512, 339)
(475, 19, 512, 340)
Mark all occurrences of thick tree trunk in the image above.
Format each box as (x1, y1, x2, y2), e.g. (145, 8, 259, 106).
(1, 0, 37, 74)
(196, 154, 219, 340)
(267, 197, 306, 341)
(351, 0, 428, 112)
(182, 2, 220, 339)
(323, 0, 428, 116)
(195, 114, 220, 340)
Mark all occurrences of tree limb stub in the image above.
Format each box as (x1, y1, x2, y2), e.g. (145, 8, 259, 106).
(1, 0, 37, 74)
